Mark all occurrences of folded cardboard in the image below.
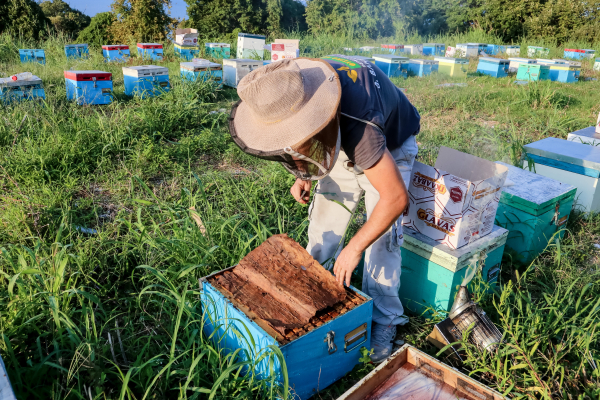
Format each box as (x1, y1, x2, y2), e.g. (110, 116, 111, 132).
(175, 28, 198, 46)
(403, 147, 508, 249)
(271, 39, 300, 62)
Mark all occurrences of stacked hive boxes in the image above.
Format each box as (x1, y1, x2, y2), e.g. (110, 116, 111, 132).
(64, 70, 112, 105)
(123, 66, 170, 98)
(19, 49, 45, 64)
(102, 45, 130, 62)
(476, 57, 509, 78)
(137, 43, 163, 61)
(0, 74, 46, 103)
(174, 29, 200, 61)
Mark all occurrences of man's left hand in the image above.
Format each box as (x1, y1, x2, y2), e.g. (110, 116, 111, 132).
(333, 246, 363, 287)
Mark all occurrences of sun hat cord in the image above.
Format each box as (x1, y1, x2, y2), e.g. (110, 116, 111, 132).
(283, 147, 329, 173)
(341, 112, 384, 134)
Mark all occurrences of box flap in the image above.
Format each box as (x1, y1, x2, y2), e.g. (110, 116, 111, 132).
(524, 137, 600, 172)
(175, 28, 197, 35)
(435, 147, 508, 182)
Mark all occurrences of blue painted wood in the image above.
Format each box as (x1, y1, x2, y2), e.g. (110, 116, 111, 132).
(525, 154, 600, 178)
(180, 62, 223, 87)
(524, 137, 600, 175)
(0, 77, 45, 104)
(476, 57, 509, 78)
(137, 43, 164, 61)
(64, 71, 112, 105)
(64, 44, 88, 59)
(407, 60, 438, 77)
(19, 49, 45, 64)
(174, 43, 200, 61)
(373, 55, 408, 78)
(423, 43, 445, 56)
(102, 45, 130, 62)
(201, 276, 373, 400)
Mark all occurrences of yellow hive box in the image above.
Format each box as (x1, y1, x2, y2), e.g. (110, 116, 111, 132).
(434, 56, 469, 78)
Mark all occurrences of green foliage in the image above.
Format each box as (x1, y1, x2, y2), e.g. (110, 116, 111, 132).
(109, 0, 174, 43)
(76, 12, 116, 47)
(39, 0, 91, 39)
(0, 0, 51, 41)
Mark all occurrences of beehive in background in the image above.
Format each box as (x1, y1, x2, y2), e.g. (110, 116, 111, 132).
(524, 138, 600, 213)
(495, 162, 576, 265)
(456, 43, 480, 57)
(19, 49, 45, 64)
(237, 33, 266, 59)
(358, 46, 376, 52)
(537, 59, 578, 82)
(64, 70, 112, 105)
(174, 43, 200, 61)
(527, 46, 549, 57)
(403, 44, 423, 55)
(102, 45, 130, 62)
(564, 48, 595, 60)
(347, 55, 374, 64)
(553, 59, 582, 78)
(122, 65, 169, 98)
(223, 59, 261, 88)
(434, 56, 469, 77)
(407, 59, 438, 77)
(373, 54, 408, 78)
(64, 44, 88, 59)
(180, 61, 222, 87)
(485, 44, 502, 55)
(476, 57, 509, 78)
(594, 58, 600, 71)
(568, 125, 600, 145)
(400, 226, 508, 315)
(504, 45, 521, 56)
(174, 28, 198, 46)
(508, 57, 536, 73)
(205, 43, 230, 59)
(137, 43, 163, 61)
(516, 63, 550, 81)
(0, 74, 45, 103)
(423, 43, 446, 56)
(381, 44, 403, 54)
(271, 39, 300, 62)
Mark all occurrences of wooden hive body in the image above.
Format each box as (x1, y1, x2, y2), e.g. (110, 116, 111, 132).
(205, 43, 230, 59)
(180, 62, 222, 86)
(64, 70, 112, 105)
(434, 57, 468, 77)
(407, 59, 439, 77)
(122, 65, 170, 98)
(423, 43, 445, 56)
(0, 75, 45, 103)
(495, 162, 576, 264)
(237, 33, 266, 59)
(102, 45, 130, 62)
(223, 59, 261, 88)
(373, 54, 408, 78)
(64, 43, 88, 59)
(516, 63, 550, 81)
(476, 57, 509, 78)
(19, 49, 45, 64)
(136, 43, 163, 61)
(174, 42, 200, 61)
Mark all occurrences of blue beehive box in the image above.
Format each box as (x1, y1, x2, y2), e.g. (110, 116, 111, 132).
(137, 43, 163, 61)
(123, 65, 170, 98)
(174, 43, 200, 61)
(205, 43, 231, 59)
(0, 74, 46, 104)
(373, 54, 408, 78)
(200, 246, 373, 400)
(400, 226, 508, 315)
(407, 59, 438, 77)
(19, 49, 45, 64)
(537, 59, 578, 82)
(423, 43, 445, 56)
(486, 44, 503, 55)
(476, 57, 509, 78)
(180, 61, 222, 87)
(381, 44, 403, 54)
(553, 59, 581, 78)
(102, 45, 130, 62)
(494, 162, 576, 265)
(564, 48, 595, 60)
(64, 70, 112, 105)
(65, 43, 89, 59)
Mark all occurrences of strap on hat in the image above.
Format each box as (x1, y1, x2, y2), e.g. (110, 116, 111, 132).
(283, 147, 328, 174)
(341, 112, 384, 134)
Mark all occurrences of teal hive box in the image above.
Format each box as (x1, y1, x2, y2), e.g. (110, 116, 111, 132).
(516, 63, 550, 81)
(373, 54, 408, 78)
(102, 45, 130, 62)
(174, 43, 200, 61)
(137, 43, 163, 61)
(19, 49, 45, 64)
(523, 137, 600, 213)
(180, 61, 222, 87)
(407, 59, 438, 77)
(0, 75, 46, 104)
(527, 46, 549, 57)
(594, 58, 600, 71)
(400, 225, 508, 315)
(495, 162, 576, 265)
(123, 65, 170, 98)
(423, 43, 445, 56)
(476, 57, 509, 78)
(205, 43, 230, 59)
(200, 267, 373, 400)
(64, 70, 112, 105)
(65, 43, 88, 59)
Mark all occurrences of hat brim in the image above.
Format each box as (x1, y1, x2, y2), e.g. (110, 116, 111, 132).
(231, 58, 341, 154)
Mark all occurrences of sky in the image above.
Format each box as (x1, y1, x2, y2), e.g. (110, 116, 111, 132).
(63, 0, 189, 20)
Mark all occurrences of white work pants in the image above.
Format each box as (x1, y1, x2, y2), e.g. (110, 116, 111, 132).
(306, 135, 418, 326)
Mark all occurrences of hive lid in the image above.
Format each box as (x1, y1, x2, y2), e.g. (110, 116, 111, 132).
(174, 42, 199, 49)
(372, 54, 408, 62)
(553, 58, 582, 66)
(65, 43, 87, 48)
(206, 42, 230, 47)
(567, 126, 600, 142)
(223, 58, 262, 66)
(479, 57, 508, 63)
(402, 225, 508, 273)
(381, 44, 403, 49)
(180, 61, 221, 71)
(122, 65, 168, 77)
(496, 161, 577, 215)
(238, 32, 266, 39)
(509, 57, 536, 63)
(434, 56, 468, 64)
(409, 59, 437, 64)
(137, 43, 163, 48)
(19, 49, 44, 52)
(64, 70, 112, 80)
(424, 43, 445, 46)
(102, 45, 129, 50)
(524, 137, 600, 173)
(0, 75, 42, 87)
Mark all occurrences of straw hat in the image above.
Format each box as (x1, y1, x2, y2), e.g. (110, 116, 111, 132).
(230, 58, 342, 153)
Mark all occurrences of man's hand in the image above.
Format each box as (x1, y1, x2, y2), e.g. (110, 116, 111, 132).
(290, 178, 312, 204)
(333, 245, 363, 287)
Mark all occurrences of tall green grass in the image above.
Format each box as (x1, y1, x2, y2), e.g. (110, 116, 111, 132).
(1, 29, 600, 399)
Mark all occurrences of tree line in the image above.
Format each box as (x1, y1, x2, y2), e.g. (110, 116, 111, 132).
(1, 0, 599, 45)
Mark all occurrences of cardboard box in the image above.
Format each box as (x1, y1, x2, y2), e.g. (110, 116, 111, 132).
(403, 147, 508, 249)
(271, 39, 300, 62)
(175, 28, 198, 46)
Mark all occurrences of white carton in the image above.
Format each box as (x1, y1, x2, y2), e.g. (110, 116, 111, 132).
(271, 39, 300, 62)
(445, 46, 456, 57)
(403, 147, 508, 249)
(175, 28, 198, 46)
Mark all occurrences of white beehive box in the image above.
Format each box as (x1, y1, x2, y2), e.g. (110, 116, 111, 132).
(504, 45, 520, 56)
(223, 59, 261, 88)
(456, 43, 480, 57)
(237, 33, 266, 59)
(403, 44, 423, 55)
(175, 28, 198, 46)
(508, 57, 536, 73)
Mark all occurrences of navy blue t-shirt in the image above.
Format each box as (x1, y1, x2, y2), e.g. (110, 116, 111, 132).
(323, 55, 421, 169)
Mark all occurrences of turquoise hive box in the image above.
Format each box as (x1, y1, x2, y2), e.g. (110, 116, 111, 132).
(516, 63, 550, 81)
(495, 162, 576, 265)
(523, 137, 600, 213)
(594, 58, 600, 71)
(200, 267, 373, 400)
(19, 49, 45, 64)
(205, 42, 230, 59)
(373, 54, 408, 78)
(400, 225, 508, 315)
(476, 57, 509, 78)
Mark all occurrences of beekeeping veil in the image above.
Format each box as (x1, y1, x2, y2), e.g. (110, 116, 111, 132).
(229, 58, 342, 181)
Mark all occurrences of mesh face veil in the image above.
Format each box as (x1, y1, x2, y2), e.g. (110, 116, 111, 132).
(230, 101, 341, 181)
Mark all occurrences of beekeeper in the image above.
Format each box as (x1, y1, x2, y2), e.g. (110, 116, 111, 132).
(228, 56, 421, 363)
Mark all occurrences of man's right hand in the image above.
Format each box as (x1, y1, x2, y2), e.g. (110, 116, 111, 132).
(290, 178, 312, 204)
